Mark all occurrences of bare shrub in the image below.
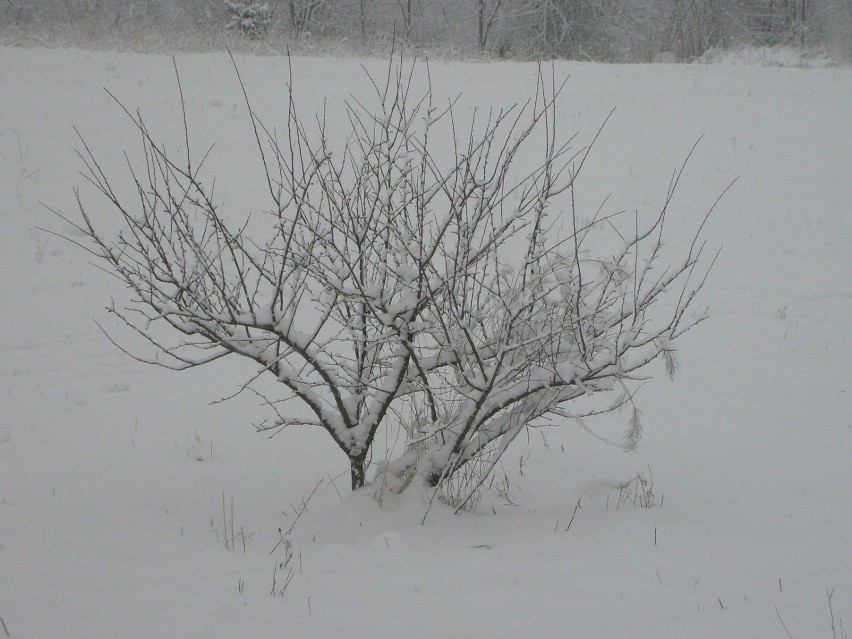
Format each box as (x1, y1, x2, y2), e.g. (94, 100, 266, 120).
(54, 54, 722, 508)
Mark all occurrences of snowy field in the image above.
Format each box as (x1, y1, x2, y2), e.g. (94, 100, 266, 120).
(1, 47, 850, 638)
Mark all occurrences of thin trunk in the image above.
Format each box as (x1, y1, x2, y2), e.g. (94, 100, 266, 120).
(478, 0, 485, 51)
(350, 456, 367, 490)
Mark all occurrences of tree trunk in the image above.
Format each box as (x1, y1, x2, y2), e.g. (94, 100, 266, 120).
(478, 0, 485, 51)
(350, 456, 367, 490)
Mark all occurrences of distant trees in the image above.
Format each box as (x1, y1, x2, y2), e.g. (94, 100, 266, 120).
(60, 56, 718, 504)
(2, 0, 850, 60)
(485, 0, 843, 60)
(743, 0, 811, 45)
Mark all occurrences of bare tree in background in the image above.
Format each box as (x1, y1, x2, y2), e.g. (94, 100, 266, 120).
(285, 0, 321, 36)
(57, 55, 720, 506)
(359, 0, 374, 43)
(476, 0, 504, 51)
(394, 0, 422, 39)
(658, 0, 724, 59)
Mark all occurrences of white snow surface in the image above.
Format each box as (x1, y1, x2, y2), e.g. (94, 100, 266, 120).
(1, 47, 851, 638)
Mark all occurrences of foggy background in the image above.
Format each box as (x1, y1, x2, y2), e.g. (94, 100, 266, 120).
(2, 0, 851, 62)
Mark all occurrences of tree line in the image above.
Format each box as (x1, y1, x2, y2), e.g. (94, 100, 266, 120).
(3, 0, 851, 61)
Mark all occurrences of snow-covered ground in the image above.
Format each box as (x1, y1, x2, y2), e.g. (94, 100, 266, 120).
(1, 47, 850, 638)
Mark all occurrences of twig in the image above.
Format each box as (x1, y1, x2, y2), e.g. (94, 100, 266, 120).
(230, 495, 235, 552)
(775, 606, 796, 639)
(326, 472, 345, 501)
(222, 492, 228, 551)
(270, 476, 325, 554)
(271, 560, 294, 596)
(565, 498, 582, 532)
(828, 589, 845, 639)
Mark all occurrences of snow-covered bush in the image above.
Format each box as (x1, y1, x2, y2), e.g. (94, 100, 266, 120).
(224, 1, 272, 38)
(60, 56, 718, 506)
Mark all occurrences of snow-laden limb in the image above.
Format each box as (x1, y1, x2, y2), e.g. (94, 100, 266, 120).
(59, 54, 720, 501)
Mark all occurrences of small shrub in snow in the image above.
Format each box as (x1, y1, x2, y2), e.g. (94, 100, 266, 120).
(224, 1, 272, 39)
(615, 470, 658, 509)
(58, 55, 721, 508)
